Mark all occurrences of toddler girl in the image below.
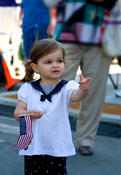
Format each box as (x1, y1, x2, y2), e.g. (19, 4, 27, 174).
(14, 39, 90, 175)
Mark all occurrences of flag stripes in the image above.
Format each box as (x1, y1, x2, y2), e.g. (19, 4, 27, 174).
(11, 115, 33, 150)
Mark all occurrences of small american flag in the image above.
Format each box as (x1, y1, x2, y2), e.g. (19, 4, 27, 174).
(11, 115, 33, 150)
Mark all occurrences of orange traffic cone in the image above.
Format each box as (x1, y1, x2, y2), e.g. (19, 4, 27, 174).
(51, 9, 57, 33)
(0, 49, 21, 90)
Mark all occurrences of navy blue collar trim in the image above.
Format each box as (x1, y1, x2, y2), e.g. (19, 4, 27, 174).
(30, 79, 68, 102)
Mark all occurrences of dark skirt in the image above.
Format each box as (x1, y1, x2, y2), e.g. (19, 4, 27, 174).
(24, 155, 67, 175)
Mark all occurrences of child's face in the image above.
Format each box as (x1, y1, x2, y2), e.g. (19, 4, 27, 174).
(31, 49, 65, 84)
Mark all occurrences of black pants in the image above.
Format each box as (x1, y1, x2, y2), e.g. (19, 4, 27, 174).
(24, 155, 67, 175)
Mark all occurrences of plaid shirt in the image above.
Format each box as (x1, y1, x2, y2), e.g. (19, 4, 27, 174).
(53, 0, 117, 46)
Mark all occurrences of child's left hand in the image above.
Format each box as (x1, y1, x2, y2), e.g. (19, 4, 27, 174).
(79, 74, 91, 95)
(70, 74, 91, 102)
(29, 110, 44, 119)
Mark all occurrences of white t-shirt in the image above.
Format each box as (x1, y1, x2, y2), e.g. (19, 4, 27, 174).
(18, 80, 79, 157)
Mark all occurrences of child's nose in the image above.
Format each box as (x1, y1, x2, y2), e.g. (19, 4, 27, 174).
(53, 62, 58, 67)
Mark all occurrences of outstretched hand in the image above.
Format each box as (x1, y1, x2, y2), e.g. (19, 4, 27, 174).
(70, 74, 91, 102)
(79, 74, 91, 94)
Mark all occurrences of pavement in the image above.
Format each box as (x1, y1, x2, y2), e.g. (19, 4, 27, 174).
(0, 63, 121, 175)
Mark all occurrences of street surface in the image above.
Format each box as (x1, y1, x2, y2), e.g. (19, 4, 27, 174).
(0, 114, 121, 175)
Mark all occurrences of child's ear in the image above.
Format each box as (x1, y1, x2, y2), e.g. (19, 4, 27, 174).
(31, 63, 40, 74)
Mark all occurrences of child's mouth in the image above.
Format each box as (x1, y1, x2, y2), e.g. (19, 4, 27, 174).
(52, 70, 60, 74)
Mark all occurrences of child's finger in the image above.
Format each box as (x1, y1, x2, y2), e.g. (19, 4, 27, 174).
(85, 77, 91, 83)
(79, 77, 91, 84)
(79, 74, 84, 81)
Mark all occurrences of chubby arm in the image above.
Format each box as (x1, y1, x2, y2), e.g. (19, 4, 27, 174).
(14, 100, 43, 122)
(70, 74, 90, 102)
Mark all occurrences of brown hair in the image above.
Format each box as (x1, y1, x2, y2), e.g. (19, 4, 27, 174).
(24, 39, 65, 82)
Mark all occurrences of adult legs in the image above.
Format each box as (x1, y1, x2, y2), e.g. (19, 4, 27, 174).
(61, 44, 112, 154)
(38, 24, 49, 40)
(76, 46, 112, 153)
(61, 43, 82, 80)
(23, 27, 36, 60)
(23, 24, 49, 60)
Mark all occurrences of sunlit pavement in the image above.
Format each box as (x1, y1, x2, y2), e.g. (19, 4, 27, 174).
(0, 114, 121, 175)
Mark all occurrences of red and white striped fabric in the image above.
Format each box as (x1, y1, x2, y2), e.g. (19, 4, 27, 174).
(11, 115, 33, 150)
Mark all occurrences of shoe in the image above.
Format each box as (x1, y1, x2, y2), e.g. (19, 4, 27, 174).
(115, 90, 121, 98)
(79, 146, 94, 156)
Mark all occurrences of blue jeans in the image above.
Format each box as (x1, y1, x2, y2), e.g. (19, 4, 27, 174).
(23, 24, 49, 60)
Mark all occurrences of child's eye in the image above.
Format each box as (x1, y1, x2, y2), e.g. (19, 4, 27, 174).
(45, 61, 51, 64)
(58, 59, 64, 63)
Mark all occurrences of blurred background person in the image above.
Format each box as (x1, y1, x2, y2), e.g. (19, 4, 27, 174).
(19, 0, 51, 61)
